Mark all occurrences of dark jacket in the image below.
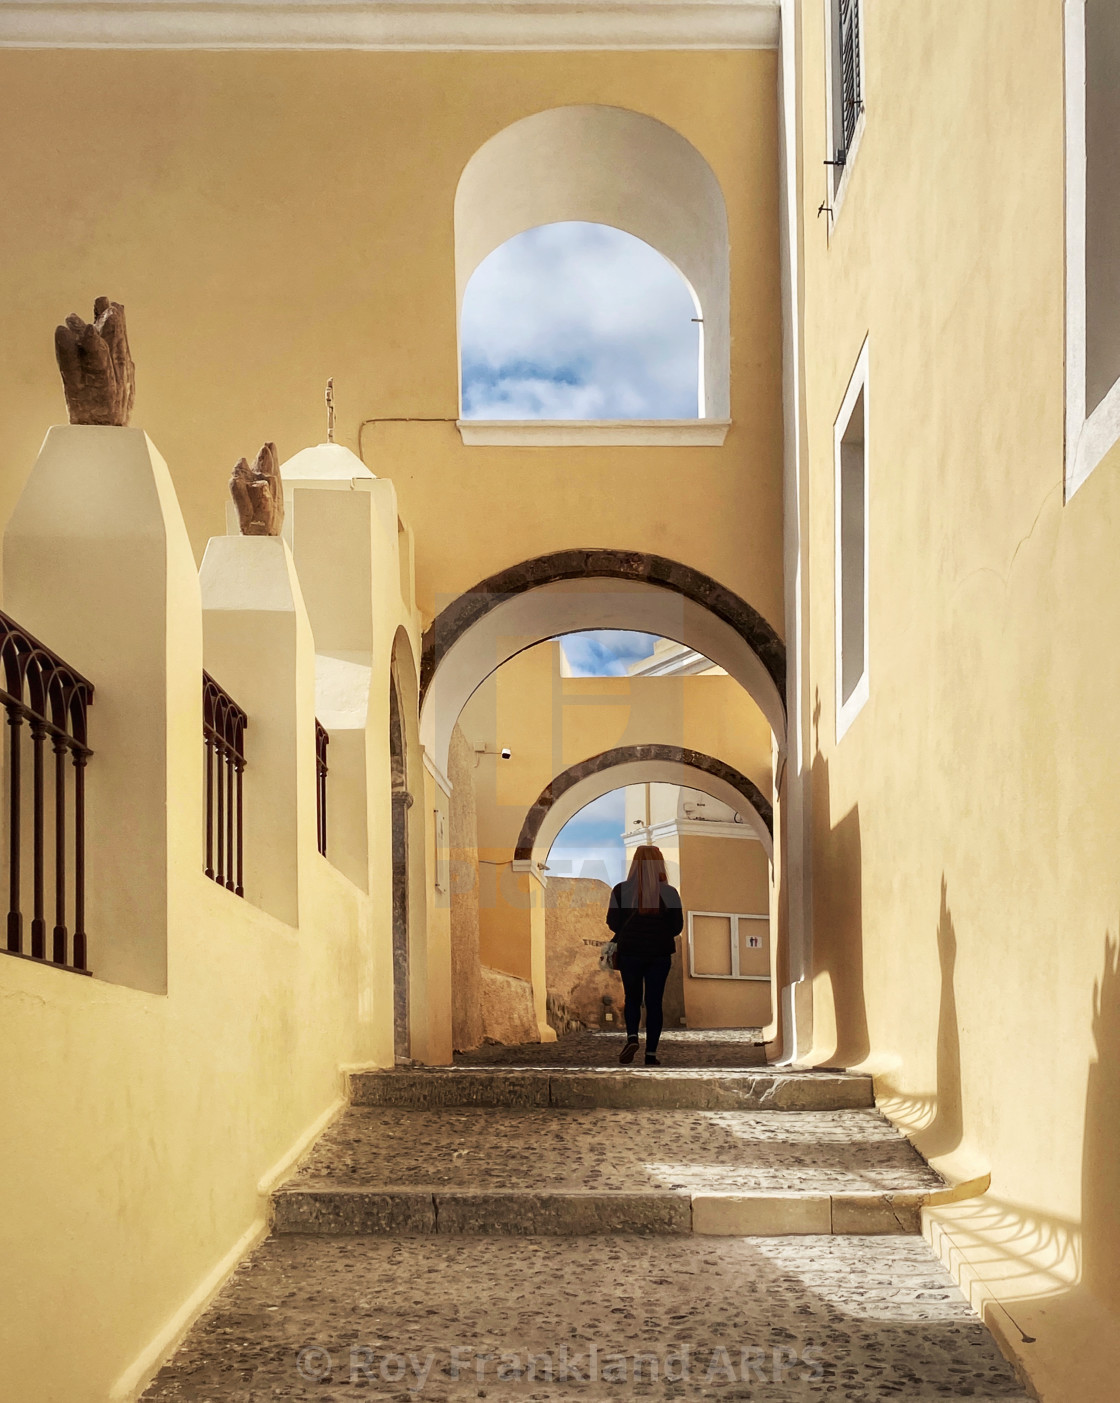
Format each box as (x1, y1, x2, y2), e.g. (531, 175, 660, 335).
(606, 880, 684, 958)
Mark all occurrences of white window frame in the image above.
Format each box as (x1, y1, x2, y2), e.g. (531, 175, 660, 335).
(1065, 0, 1120, 498)
(834, 337, 870, 741)
(823, 0, 867, 222)
(687, 910, 771, 982)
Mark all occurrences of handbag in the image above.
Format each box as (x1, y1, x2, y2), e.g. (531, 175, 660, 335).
(600, 900, 639, 971)
(599, 939, 620, 972)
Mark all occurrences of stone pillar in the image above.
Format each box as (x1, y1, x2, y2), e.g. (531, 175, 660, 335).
(419, 759, 454, 1064)
(523, 865, 559, 1044)
(198, 536, 316, 926)
(2, 425, 202, 993)
(391, 785, 412, 1061)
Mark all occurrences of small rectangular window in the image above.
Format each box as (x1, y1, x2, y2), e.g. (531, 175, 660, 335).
(1084, 0, 1120, 416)
(835, 340, 869, 739)
(826, 0, 865, 210)
(833, 0, 863, 164)
(1066, 0, 1120, 495)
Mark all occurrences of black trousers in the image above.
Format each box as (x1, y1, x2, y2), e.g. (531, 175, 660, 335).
(617, 953, 673, 1052)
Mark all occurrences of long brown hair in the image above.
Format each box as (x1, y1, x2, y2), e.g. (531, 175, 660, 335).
(627, 844, 668, 914)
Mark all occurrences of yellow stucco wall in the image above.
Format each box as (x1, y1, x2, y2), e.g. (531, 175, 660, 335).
(0, 47, 785, 635)
(0, 426, 419, 1403)
(455, 639, 774, 978)
(678, 833, 773, 1028)
(460, 640, 774, 851)
(795, 1, 1120, 1390)
(0, 50, 785, 1395)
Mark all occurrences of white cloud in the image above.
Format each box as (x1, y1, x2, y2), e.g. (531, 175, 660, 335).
(548, 788, 627, 887)
(559, 630, 659, 677)
(461, 222, 699, 420)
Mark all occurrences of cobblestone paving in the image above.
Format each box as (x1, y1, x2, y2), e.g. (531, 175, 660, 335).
(141, 1234, 1033, 1401)
(454, 1028, 768, 1069)
(288, 1108, 944, 1196)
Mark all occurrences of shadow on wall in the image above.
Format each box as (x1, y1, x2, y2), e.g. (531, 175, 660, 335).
(811, 691, 966, 1144)
(917, 877, 965, 1162)
(1082, 932, 1120, 1313)
(930, 933, 1120, 1393)
(810, 688, 870, 1067)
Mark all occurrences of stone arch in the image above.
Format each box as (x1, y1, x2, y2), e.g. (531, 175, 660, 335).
(454, 105, 730, 417)
(515, 745, 774, 868)
(419, 549, 786, 782)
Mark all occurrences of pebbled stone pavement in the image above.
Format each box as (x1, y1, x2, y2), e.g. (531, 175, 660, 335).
(283, 1107, 944, 1197)
(453, 1028, 768, 1068)
(140, 1234, 1033, 1401)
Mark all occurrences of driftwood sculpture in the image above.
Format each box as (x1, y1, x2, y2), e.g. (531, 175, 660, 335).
(54, 298, 135, 426)
(229, 442, 284, 536)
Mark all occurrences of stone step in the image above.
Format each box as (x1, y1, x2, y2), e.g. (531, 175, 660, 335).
(350, 1066, 875, 1111)
(271, 1185, 930, 1236)
(272, 1105, 944, 1237)
(141, 1235, 1036, 1402)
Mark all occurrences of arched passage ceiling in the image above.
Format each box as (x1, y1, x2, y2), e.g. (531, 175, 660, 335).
(419, 550, 786, 782)
(518, 745, 774, 866)
(455, 104, 730, 418)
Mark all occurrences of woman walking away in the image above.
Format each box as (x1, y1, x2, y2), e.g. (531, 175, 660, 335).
(606, 844, 683, 1066)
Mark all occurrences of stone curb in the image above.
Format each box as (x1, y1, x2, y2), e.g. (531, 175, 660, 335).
(348, 1069, 875, 1112)
(271, 1187, 927, 1237)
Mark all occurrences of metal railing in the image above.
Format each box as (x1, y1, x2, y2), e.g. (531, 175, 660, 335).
(203, 672, 247, 896)
(0, 611, 93, 973)
(315, 720, 329, 857)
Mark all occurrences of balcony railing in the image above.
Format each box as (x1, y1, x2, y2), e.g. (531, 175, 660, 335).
(203, 672, 247, 896)
(0, 611, 93, 973)
(315, 720, 329, 857)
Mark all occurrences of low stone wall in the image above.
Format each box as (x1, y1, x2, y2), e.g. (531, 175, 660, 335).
(480, 965, 539, 1046)
(544, 876, 688, 1030)
(544, 878, 625, 1029)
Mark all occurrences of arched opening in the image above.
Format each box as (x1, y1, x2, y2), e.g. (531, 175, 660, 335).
(534, 766, 774, 1036)
(419, 549, 786, 786)
(455, 105, 730, 420)
(460, 221, 702, 420)
(516, 744, 773, 864)
(440, 607, 782, 1053)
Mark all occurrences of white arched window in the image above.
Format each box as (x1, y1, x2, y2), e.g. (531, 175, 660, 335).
(460, 221, 701, 422)
(454, 105, 730, 446)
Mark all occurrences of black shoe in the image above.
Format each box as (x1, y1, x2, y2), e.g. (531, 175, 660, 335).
(644, 1054, 661, 1066)
(619, 1038, 640, 1064)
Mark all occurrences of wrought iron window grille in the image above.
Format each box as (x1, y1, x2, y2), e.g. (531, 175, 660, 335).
(315, 720, 329, 858)
(203, 672, 247, 897)
(0, 611, 94, 974)
(833, 0, 864, 169)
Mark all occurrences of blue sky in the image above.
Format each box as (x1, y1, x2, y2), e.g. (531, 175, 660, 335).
(460, 221, 699, 420)
(546, 789, 627, 887)
(559, 630, 658, 677)
(546, 629, 658, 882)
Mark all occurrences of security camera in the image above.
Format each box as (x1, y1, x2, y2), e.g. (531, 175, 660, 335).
(500, 747, 512, 760)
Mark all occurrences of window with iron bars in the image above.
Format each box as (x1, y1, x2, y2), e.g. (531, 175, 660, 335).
(830, 0, 864, 173)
